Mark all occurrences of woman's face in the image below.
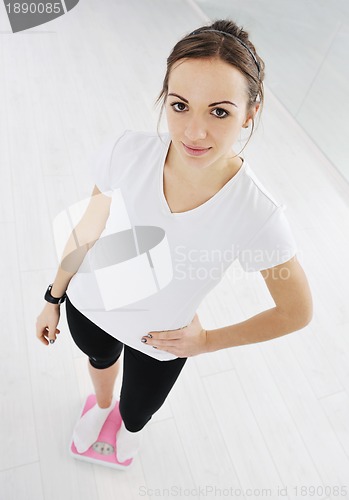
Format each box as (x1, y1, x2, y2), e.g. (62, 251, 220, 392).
(165, 57, 259, 171)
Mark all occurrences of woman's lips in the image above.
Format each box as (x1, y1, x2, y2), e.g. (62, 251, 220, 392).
(182, 143, 211, 156)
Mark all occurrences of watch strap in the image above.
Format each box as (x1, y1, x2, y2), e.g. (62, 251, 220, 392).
(44, 284, 67, 305)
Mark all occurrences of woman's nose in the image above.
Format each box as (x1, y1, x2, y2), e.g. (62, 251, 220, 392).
(184, 120, 207, 142)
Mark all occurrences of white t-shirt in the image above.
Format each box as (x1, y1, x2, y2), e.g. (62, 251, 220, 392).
(66, 129, 298, 361)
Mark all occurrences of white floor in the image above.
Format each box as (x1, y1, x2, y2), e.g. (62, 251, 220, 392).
(1, 1, 349, 500)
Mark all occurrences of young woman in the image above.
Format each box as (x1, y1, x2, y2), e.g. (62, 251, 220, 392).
(35, 19, 313, 466)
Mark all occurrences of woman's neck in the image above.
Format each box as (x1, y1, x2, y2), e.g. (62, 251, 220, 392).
(165, 142, 243, 190)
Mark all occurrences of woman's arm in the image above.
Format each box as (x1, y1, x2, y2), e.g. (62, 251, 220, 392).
(142, 255, 313, 357)
(205, 255, 313, 352)
(50, 185, 111, 298)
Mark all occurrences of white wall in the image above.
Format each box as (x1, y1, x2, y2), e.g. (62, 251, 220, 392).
(195, 0, 349, 182)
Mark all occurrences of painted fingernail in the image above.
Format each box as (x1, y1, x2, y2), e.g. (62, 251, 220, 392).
(146, 334, 153, 338)
(50, 339, 55, 344)
(141, 338, 147, 343)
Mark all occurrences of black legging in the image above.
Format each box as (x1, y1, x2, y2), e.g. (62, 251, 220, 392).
(65, 295, 188, 432)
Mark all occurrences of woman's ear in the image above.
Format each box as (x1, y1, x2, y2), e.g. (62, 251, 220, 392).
(243, 102, 260, 128)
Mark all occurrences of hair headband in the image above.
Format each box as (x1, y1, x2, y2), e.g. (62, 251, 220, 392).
(189, 29, 261, 78)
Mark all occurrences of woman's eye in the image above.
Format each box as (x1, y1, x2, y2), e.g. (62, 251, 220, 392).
(211, 108, 229, 119)
(171, 102, 187, 112)
(170, 102, 230, 119)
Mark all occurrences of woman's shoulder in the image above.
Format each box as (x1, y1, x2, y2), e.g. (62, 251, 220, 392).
(241, 160, 282, 209)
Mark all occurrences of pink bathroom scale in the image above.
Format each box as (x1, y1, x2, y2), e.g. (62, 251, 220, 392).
(69, 394, 133, 470)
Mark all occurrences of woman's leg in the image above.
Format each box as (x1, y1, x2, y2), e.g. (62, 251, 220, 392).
(116, 346, 188, 461)
(65, 295, 124, 452)
(65, 295, 124, 403)
(119, 346, 187, 432)
(88, 357, 121, 408)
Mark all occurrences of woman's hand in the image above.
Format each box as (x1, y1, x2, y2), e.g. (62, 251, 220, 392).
(141, 313, 207, 358)
(36, 303, 61, 345)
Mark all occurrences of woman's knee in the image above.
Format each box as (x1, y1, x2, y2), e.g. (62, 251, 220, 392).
(118, 401, 152, 432)
(89, 354, 122, 370)
(65, 296, 124, 363)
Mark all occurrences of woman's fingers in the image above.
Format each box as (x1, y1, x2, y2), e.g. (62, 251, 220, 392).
(36, 306, 61, 346)
(37, 327, 49, 346)
(36, 326, 60, 345)
(46, 326, 57, 344)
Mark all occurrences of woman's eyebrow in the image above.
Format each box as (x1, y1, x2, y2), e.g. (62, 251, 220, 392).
(167, 93, 238, 108)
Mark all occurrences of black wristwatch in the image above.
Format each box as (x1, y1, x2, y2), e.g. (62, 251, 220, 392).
(44, 284, 67, 305)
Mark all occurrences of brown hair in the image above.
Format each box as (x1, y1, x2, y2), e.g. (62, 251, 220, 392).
(154, 19, 265, 155)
